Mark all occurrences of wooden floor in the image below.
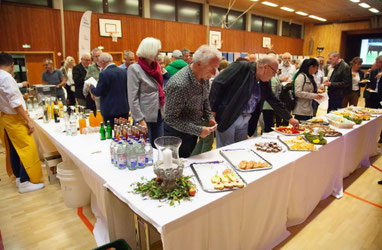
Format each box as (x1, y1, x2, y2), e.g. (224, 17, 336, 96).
(1, 97, 382, 249)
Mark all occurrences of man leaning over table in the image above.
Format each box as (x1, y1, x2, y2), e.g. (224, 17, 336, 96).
(164, 45, 220, 158)
(0, 52, 44, 193)
(209, 55, 299, 148)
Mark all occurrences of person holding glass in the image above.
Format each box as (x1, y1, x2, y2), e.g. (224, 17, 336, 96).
(293, 58, 323, 121)
(342, 57, 364, 107)
(128, 37, 164, 147)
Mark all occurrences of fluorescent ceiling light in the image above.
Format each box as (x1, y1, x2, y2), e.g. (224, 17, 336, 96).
(261, 1, 278, 7)
(250, 0, 259, 2)
(350, 0, 360, 3)
(296, 11, 308, 16)
(369, 8, 380, 13)
(359, 3, 370, 8)
(281, 6, 294, 12)
(308, 15, 327, 22)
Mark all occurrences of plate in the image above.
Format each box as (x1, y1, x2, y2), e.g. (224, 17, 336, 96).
(278, 135, 317, 151)
(190, 161, 247, 193)
(273, 126, 305, 136)
(219, 148, 273, 171)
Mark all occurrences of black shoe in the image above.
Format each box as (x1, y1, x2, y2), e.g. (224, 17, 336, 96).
(378, 180, 382, 185)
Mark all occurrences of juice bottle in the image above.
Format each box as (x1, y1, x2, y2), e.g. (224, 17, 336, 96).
(89, 112, 96, 127)
(96, 110, 103, 127)
(58, 98, 64, 117)
(79, 116, 87, 134)
(50, 102, 55, 120)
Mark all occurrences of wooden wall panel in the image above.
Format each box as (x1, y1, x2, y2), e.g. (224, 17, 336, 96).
(210, 27, 303, 55)
(303, 21, 370, 58)
(24, 53, 54, 85)
(0, 4, 63, 67)
(1, 3, 304, 69)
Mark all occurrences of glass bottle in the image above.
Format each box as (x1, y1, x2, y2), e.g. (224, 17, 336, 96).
(99, 122, 106, 140)
(106, 121, 112, 139)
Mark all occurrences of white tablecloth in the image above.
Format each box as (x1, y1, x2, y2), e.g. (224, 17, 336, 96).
(32, 113, 382, 249)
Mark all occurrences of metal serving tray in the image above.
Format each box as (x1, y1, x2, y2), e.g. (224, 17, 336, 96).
(219, 148, 273, 172)
(278, 135, 317, 151)
(190, 161, 247, 193)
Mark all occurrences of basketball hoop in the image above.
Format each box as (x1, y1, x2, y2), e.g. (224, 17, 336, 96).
(109, 32, 118, 42)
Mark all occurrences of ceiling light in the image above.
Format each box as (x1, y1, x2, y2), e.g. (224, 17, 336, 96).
(308, 15, 327, 22)
(261, 1, 278, 7)
(296, 11, 308, 16)
(369, 8, 380, 13)
(349, 0, 360, 3)
(359, 3, 370, 8)
(281, 7, 294, 12)
(250, 0, 259, 2)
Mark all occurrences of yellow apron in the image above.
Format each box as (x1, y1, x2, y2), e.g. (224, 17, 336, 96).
(0, 113, 42, 183)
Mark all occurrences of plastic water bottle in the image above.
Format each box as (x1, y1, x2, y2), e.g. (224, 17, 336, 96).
(136, 141, 146, 169)
(116, 141, 127, 169)
(110, 138, 116, 165)
(69, 114, 77, 136)
(128, 142, 137, 170)
(144, 138, 153, 166)
(27, 98, 33, 111)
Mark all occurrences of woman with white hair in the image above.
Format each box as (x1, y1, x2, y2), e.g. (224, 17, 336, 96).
(61, 56, 76, 105)
(128, 37, 164, 147)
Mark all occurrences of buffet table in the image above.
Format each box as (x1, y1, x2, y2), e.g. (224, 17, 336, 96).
(31, 113, 382, 249)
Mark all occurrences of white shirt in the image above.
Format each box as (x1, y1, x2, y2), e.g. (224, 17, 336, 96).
(0, 69, 26, 114)
(278, 63, 296, 81)
(314, 69, 324, 89)
(352, 72, 360, 91)
(66, 68, 74, 86)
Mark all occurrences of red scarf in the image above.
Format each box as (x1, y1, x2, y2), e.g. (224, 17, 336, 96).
(138, 57, 164, 106)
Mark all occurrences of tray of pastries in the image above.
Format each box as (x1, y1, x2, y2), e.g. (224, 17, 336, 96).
(190, 161, 247, 193)
(278, 135, 317, 151)
(220, 148, 272, 171)
(300, 122, 342, 137)
(273, 126, 306, 135)
(254, 141, 285, 153)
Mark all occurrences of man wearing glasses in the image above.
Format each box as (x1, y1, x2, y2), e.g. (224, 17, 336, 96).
(73, 53, 91, 106)
(42, 58, 66, 104)
(210, 55, 299, 148)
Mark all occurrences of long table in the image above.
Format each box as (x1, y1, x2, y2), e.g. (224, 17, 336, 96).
(32, 114, 382, 249)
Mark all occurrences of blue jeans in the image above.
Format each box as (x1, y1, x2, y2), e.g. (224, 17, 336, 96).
(5, 130, 30, 183)
(216, 113, 252, 148)
(147, 110, 164, 148)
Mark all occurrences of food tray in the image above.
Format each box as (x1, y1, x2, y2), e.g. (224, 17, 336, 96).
(326, 114, 355, 129)
(278, 135, 317, 151)
(272, 127, 305, 136)
(219, 148, 273, 172)
(300, 122, 342, 137)
(190, 161, 247, 193)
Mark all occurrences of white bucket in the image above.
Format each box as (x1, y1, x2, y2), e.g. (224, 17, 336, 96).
(57, 163, 91, 208)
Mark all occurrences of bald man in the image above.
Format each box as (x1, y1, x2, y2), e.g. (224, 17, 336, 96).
(210, 56, 299, 147)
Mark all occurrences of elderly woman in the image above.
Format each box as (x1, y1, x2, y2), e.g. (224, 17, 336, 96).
(128, 37, 164, 147)
(342, 57, 364, 107)
(293, 58, 323, 121)
(61, 56, 76, 105)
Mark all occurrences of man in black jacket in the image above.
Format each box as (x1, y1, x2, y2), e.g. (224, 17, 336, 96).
(72, 53, 91, 106)
(323, 51, 352, 112)
(210, 55, 299, 148)
(365, 55, 382, 108)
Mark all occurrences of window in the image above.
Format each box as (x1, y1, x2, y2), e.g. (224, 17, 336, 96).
(150, 0, 176, 21)
(178, 1, 202, 25)
(251, 14, 278, 35)
(282, 22, 302, 39)
(210, 6, 245, 30)
(4, 0, 51, 7)
(64, 0, 103, 13)
(209, 6, 226, 28)
(107, 0, 141, 16)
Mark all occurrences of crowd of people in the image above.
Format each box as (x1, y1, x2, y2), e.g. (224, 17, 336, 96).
(1, 36, 382, 193)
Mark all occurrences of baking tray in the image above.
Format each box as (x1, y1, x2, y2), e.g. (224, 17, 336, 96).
(300, 122, 342, 137)
(219, 148, 273, 172)
(190, 161, 247, 193)
(272, 127, 305, 136)
(278, 135, 317, 151)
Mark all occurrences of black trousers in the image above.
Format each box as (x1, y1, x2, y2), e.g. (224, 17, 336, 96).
(293, 114, 312, 121)
(164, 123, 198, 158)
(262, 110, 274, 133)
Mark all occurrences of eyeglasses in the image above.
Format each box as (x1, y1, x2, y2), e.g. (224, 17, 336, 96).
(267, 65, 277, 75)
